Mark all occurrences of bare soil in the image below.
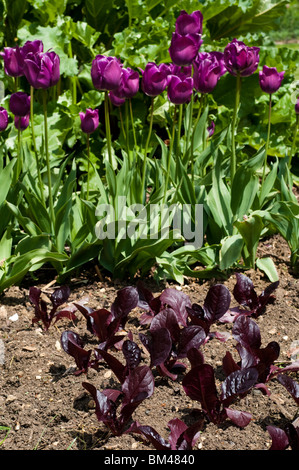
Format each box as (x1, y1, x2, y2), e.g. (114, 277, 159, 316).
(0, 233, 298, 452)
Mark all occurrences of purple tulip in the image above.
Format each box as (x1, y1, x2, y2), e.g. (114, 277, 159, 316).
(9, 92, 31, 116)
(259, 65, 285, 94)
(193, 52, 226, 94)
(119, 67, 140, 99)
(91, 55, 123, 92)
(24, 51, 60, 89)
(224, 39, 260, 77)
(109, 67, 140, 105)
(109, 91, 126, 107)
(295, 98, 299, 115)
(141, 62, 169, 97)
(167, 75, 194, 105)
(0, 46, 24, 77)
(167, 64, 192, 81)
(207, 121, 215, 137)
(14, 114, 30, 131)
(169, 32, 203, 66)
(21, 40, 44, 58)
(79, 108, 99, 134)
(0, 107, 8, 131)
(175, 10, 203, 35)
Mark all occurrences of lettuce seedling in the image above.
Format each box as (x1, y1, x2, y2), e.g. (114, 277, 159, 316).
(73, 286, 139, 350)
(95, 339, 143, 384)
(82, 364, 154, 436)
(186, 284, 231, 341)
(232, 273, 279, 318)
(29, 285, 77, 331)
(139, 307, 206, 379)
(182, 363, 258, 427)
(128, 418, 202, 450)
(267, 420, 299, 451)
(61, 330, 93, 375)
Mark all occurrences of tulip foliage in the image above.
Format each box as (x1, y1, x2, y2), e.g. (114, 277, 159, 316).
(0, 0, 298, 291)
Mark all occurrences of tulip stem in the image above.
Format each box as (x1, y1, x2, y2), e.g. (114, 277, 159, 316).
(42, 89, 55, 230)
(86, 134, 90, 201)
(142, 96, 154, 203)
(104, 91, 112, 167)
(30, 86, 45, 207)
(164, 105, 177, 203)
(290, 114, 299, 169)
(231, 73, 241, 184)
(261, 93, 272, 187)
(129, 98, 137, 150)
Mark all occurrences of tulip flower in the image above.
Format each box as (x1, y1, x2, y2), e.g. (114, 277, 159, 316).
(224, 39, 260, 77)
(259, 66, 285, 94)
(295, 98, 299, 115)
(21, 40, 44, 58)
(0, 46, 24, 77)
(167, 75, 194, 105)
(193, 52, 226, 94)
(207, 121, 215, 138)
(9, 92, 31, 116)
(0, 107, 8, 131)
(79, 108, 99, 134)
(169, 32, 203, 66)
(167, 64, 192, 81)
(24, 51, 60, 89)
(91, 55, 122, 92)
(14, 114, 30, 131)
(109, 91, 126, 107)
(118, 67, 140, 99)
(175, 10, 203, 35)
(141, 62, 169, 97)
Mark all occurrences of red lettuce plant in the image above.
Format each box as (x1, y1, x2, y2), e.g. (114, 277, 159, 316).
(267, 420, 299, 451)
(222, 315, 299, 394)
(61, 330, 93, 375)
(182, 362, 258, 427)
(29, 285, 77, 331)
(232, 273, 279, 318)
(94, 337, 143, 383)
(82, 364, 154, 436)
(139, 307, 206, 380)
(186, 284, 231, 340)
(128, 418, 202, 450)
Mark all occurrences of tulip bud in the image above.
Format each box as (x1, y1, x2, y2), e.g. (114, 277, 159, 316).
(295, 98, 299, 115)
(24, 51, 60, 89)
(91, 55, 123, 92)
(169, 32, 203, 66)
(175, 10, 203, 35)
(9, 92, 31, 117)
(79, 108, 99, 134)
(0, 46, 24, 77)
(141, 62, 169, 97)
(14, 114, 30, 131)
(167, 75, 194, 105)
(224, 39, 260, 77)
(0, 107, 8, 131)
(207, 121, 215, 137)
(259, 66, 285, 94)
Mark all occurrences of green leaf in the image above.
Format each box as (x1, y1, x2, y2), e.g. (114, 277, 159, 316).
(256, 257, 279, 282)
(0, 249, 69, 292)
(219, 234, 244, 270)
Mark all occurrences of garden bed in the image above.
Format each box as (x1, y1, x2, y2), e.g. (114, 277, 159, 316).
(0, 233, 298, 451)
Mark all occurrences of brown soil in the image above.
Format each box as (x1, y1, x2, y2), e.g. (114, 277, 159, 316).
(0, 233, 298, 452)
